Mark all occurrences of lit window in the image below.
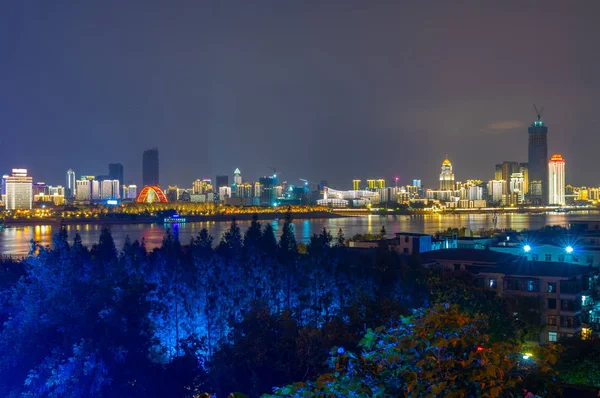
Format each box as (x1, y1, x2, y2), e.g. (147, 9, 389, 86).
(548, 282, 556, 293)
(547, 316, 557, 325)
(489, 279, 497, 289)
(548, 331, 558, 342)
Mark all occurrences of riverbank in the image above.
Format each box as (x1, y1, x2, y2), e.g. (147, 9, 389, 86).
(1, 211, 342, 226)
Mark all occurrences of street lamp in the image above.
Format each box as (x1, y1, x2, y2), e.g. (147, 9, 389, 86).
(523, 245, 531, 253)
(566, 246, 574, 254)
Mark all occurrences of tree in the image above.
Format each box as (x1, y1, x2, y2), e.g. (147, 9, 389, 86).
(267, 305, 560, 397)
(335, 228, 345, 248)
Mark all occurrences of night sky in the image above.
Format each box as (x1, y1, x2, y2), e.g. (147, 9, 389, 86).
(1, 1, 599, 189)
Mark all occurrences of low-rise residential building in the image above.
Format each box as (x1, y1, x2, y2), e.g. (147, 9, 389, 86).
(472, 262, 594, 343)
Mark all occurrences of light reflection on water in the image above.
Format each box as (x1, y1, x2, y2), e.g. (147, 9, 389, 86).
(1, 212, 598, 256)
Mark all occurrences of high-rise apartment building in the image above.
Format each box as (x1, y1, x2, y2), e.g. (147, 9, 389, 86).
(5, 169, 33, 210)
(528, 112, 548, 205)
(66, 169, 76, 199)
(439, 158, 455, 190)
(377, 179, 386, 189)
(101, 180, 120, 200)
(92, 180, 101, 200)
(352, 180, 361, 191)
(548, 154, 565, 206)
(108, 163, 124, 186)
(412, 179, 422, 188)
(142, 148, 159, 187)
(367, 180, 376, 190)
(500, 161, 520, 195)
(76, 180, 91, 201)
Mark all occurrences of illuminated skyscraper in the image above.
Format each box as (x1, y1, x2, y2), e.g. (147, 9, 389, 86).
(367, 179, 376, 190)
(412, 179, 421, 188)
(528, 110, 548, 205)
(101, 180, 120, 200)
(5, 169, 32, 210)
(439, 158, 454, 190)
(233, 168, 242, 185)
(377, 179, 386, 189)
(66, 169, 76, 199)
(352, 180, 361, 191)
(519, 163, 529, 194)
(142, 148, 159, 187)
(548, 154, 565, 206)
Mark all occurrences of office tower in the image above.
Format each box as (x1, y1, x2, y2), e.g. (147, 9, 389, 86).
(91, 180, 101, 200)
(377, 179, 385, 189)
(528, 111, 548, 205)
(412, 179, 422, 188)
(5, 169, 33, 210)
(519, 163, 529, 194)
(494, 164, 502, 180)
(66, 169, 76, 199)
(142, 148, 160, 186)
(233, 168, 242, 185)
(254, 182, 263, 198)
(216, 175, 229, 188)
(76, 180, 91, 201)
(352, 180, 361, 191)
(548, 154, 565, 206)
(193, 179, 203, 195)
(366, 179, 376, 190)
(499, 161, 520, 195)
(101, 180, 120, 200)
(509, 173, 525, 204)
(439, 158, 455, 190)
(108, 163, 124, 186)
(127, 185, 138, 200)
(488, 180, 505, 205)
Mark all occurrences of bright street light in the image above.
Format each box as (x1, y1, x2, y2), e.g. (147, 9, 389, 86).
(566, 246, 574, 254)
(523, 245, 531, 252)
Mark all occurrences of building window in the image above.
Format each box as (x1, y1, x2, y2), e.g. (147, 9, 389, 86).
(558, 255, 565, 262)
(548, 298, 557, 309)
(489, 279, 497, 289)
(572, 256, 579, 263)
(403, 248, 409, 254)
(527, 280, 535, 291)
(547, 316, 557, 325)
(548, 331, 558, 342)
(586, 256, 594, 264)
(532, 254, 539, 261)
(545, 254, 552, 262)
(405, 236, 409, 243)
(548, 282, 556, 293)
(561, 316, 575, 328)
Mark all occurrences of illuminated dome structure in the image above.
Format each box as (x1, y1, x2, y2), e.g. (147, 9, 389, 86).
(136, 185, 168, 203)
(440, 157, 455, 190)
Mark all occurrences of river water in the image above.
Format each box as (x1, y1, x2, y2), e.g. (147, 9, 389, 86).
(1, 212, 599, 257)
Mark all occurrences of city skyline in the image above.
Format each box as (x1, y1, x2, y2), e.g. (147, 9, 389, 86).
(1, 2, 600, 187)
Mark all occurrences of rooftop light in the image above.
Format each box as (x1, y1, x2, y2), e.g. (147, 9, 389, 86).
(566, 246, 574, 254)
(523, 245, 531, 252)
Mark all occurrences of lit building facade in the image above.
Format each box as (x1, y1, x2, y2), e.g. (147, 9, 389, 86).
(66, 169, 76, 199)
(233, 168, 242, 185)
(5, 169, 33, 210)
(76, 180, 91, 201)
(352, 180, 361, 191)
(439, 158, 455, 190)
(127, 185, 137, 200)
(509, 173, 525, 204)
(548, 154, 565, 206)
(101, 180, 120, 200)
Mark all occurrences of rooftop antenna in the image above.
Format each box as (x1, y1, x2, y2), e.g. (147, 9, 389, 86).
(533, 104, 544, 121)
